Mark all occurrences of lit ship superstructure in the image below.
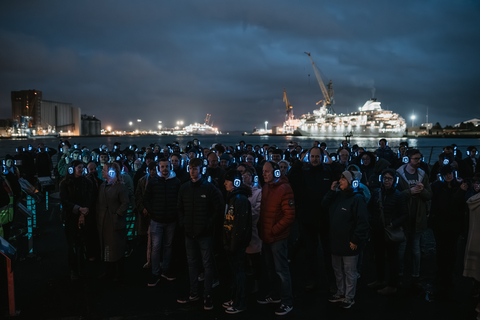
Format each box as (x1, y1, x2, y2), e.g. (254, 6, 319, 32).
(184, 114, 221, 135)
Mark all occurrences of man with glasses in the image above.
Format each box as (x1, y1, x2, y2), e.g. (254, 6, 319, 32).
(396, 149, 432, 290)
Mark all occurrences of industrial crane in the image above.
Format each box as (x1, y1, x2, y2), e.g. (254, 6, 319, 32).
(283, 88, 294, 121)
(305, 52, 335, 114)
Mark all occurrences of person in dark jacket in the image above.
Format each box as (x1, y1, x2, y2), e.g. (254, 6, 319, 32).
(177, 158, 224, 310)
(322, 170, 369, 309)
(222, 170, 252, 314)
(171, 153, 190, 183)
(376, 138, 395, 164)
(59, 160, 94, 280)
(430, 164, 468, 298)
(143, 158, 181, 286)
(288, 147, 335, 291)
(367, 169, 408, 295)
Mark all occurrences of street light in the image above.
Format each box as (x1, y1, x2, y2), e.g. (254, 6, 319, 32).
(410, 115, 416, 127)
(265, 121, 268, 131)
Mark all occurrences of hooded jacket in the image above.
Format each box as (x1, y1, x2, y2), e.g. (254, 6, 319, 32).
(430, 179, 466, 234)
(396, 164, 432, 233)
(322, 188, 369, 256)
(258, 176, 295, 243)
(178, 176, 224, 237)
(223, 186, 252, 253)
(143, 171, 181, 223)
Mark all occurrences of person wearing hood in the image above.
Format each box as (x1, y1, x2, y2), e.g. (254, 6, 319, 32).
(430, 164, 468, 299)
(367, 169, 408, 295)
(143, 158, 181, 286)
(322, 170, 369, 309)
(257, 161, 295, 316)
(396, 149, 432, 289)
(221, 170, 252, 314)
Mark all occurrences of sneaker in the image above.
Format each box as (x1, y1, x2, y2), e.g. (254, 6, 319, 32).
(275, 304, 293, 316)
(177, 294, 200, 303)
(143, 262, 151, 269)
(378, 286, 397, 295)
(222, 300, 233, 309)
(257, 295, 281, 304)
(328, 294, 345, 302)
(225, 307, 245, 314)
(198, 272, 205, 281)
(340, 298, 355, 309)
(161, 271, 176, 281)
(147, 275, 160, 287)
(204, 295, 213, 310)
(212, 279, 220, 288)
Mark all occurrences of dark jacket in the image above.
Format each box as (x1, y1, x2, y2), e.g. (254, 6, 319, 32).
(322, 189, 369, 256)
(376, 146, 395, 164)
(59, 176, 94, 222)
(144, 172, 181, 223)
(430, 180, 466, 234)
(369, 186, 408, 231)
(223, 186, 252, 253)
(289, 161, 333, 227)
(178, 176, 224, 238)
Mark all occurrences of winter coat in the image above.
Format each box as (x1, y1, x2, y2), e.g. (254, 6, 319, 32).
(144, 172, 181, 223)
(288, 162, 333, 227)
(376, 146, 395, 164)
(322, 189, 369, 256)
(178, 176, 224, 238)
(258, 176, 295, 243)
(396, 164, 432, 233)
(121, 172, 135, 208)
(59, 176, 94, 222)
(368, 186, 408, 231)
(464, 192, 480, 281)
(246, 185, 262, 254)
(223, 186, 252, 253)
(97, 182, 129, 262)
(430, 180, 466, 234)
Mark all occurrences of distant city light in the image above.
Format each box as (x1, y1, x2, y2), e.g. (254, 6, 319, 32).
(107, 126, 112, 131)
(128, 121, 133, 126)
(137, 119, 141, 122)
(265, 121, 268, 131)
(410, 115, 416, 127)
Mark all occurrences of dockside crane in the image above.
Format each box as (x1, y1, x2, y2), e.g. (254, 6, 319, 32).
(305, 52, 335, 114)
(283, 88, 294, 121)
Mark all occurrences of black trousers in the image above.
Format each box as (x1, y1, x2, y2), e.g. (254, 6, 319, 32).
(370, 229, 399, 287)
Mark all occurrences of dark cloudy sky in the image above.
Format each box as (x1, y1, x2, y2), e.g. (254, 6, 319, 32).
(1, 0, 479, 131)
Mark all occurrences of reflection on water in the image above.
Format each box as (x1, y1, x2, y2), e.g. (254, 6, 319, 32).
(1, 134, 479, 165)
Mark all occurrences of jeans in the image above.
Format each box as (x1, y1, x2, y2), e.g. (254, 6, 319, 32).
(227, 248, 247, 309)
(398, 232, 421, 277)
(263, 238, 293, 306)
(150, 220, 176, 275)
(331, 255, 358, 300)
(185, 235, 214, 297)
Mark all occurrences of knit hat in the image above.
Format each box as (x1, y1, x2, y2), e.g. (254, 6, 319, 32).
(440, 164, 453, 175)
(341, 171, 354, 185)
(5, 154, 14, 161)
(224, 169, 242, 183)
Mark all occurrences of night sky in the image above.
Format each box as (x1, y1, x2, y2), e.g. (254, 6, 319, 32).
(1, 0, 479, 132)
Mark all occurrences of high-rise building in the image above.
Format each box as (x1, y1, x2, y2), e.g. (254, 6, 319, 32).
(11, 89, 42, 127)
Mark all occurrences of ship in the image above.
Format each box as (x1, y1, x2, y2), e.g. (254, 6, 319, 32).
(281, 52, 406, 138)
(184, 114, 221, 135)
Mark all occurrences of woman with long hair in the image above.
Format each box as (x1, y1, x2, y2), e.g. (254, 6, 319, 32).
(97, 162, 129, 280)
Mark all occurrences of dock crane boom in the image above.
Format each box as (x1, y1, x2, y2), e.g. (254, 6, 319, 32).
(304, 52, 335, 114)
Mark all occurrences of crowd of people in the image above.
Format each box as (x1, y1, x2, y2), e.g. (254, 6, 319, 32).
(1, 138, 479, 316)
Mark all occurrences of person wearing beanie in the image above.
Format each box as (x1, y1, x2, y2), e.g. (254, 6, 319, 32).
(430, 164, 468, 299)
(322, 170, 369, 308)
(222, 170, 252, 314)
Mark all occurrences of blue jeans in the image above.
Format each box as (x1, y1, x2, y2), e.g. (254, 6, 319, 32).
(398, 232, 421, 277)
(150, 220, 176, 275)
(263, 238, 293, 306)
(331, 255, 358, 300)
(185, 235, 214, 297)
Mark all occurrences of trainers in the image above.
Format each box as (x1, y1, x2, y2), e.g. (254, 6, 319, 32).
(275, 304, 293, 316)
(177, 294, 200, 303)
(222, 300, 233, 309)
(143, 262, 151, 269)
(328, 294, 345, 302)
(147, 275, 160, 287)
(161, 271, 176, 281)
(225, 307, 245, 314)
(257, 295, 281, 304)
(204, 295, 213, 310)
(378, 286, 397, 295)
(198, 272, 205, 281)
(340, 298, 355, 309)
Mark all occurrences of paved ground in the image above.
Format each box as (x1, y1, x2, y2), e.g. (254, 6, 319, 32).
(3, 194, 479, 320)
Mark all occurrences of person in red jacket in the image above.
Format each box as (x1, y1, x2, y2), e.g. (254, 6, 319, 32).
(257, 161, 295, 316)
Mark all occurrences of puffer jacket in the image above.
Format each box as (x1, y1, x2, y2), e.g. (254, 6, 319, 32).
(144, 171, 181, 223)
(258, 176, 295, 243)
(178, 176, 224, 237)
(223, 186, 252, 253)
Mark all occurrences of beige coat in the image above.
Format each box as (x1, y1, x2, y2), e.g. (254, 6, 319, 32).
(464, 192, 480, 281)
